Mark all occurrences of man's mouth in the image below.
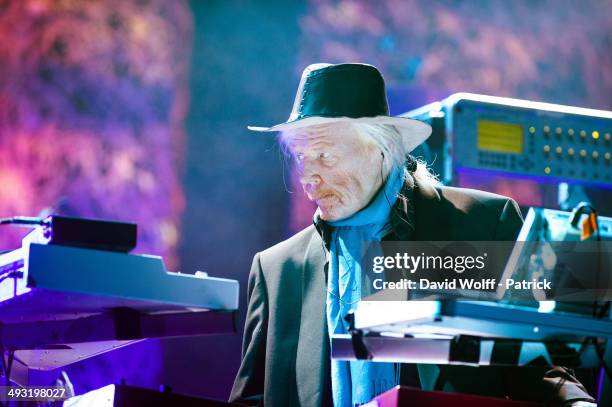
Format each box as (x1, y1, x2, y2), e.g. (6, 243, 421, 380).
(314, 194, 338, 207)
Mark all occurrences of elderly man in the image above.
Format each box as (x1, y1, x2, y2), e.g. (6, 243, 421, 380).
(229, 63, 595, 406)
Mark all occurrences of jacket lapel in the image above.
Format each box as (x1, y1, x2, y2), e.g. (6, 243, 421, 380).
(389, 178, 444, 241)
(296, 230, 330, 406)
(412, 179, 449, 240)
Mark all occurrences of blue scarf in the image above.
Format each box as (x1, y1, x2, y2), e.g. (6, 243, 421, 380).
(325, 166, 404, 407)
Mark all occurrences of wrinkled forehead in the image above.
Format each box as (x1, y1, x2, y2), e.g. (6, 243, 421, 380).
(281, 123, 361, 152)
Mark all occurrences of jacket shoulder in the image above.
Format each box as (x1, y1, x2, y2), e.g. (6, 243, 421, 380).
(435, 184, 516, 210)
(413, 182, 523, 240)
(258, 225, 319, 269)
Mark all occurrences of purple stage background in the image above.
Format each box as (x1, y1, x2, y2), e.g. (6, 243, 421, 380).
(0, 0, 610, 401)
(0, 0, 192, 395)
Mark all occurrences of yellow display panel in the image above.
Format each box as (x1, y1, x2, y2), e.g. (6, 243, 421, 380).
(477, 120, 524, 154)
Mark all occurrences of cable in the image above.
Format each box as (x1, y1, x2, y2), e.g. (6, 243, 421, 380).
(0, 348, 15, 407)
(0, 271, 23, 285)
(568, 202, 600, 241)
(0, 216, 44, 227)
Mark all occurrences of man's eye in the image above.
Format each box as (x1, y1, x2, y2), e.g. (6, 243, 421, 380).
(295, 153, 304, 162)
(319, 152, 331, 159)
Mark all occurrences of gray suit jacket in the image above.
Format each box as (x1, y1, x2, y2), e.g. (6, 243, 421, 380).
(230, 180, 594, 406)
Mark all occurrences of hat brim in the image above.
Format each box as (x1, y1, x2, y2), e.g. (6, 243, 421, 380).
(248, 115, 432, 153)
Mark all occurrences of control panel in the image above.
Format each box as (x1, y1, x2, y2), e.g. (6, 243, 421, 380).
(404, 93, 612, 186)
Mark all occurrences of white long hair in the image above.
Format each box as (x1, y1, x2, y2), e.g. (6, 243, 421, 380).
(279, 122, 439, 189)
(350, 123, 440, 189)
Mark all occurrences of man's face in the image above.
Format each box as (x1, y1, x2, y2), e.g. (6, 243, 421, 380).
(285, 123, 382, 221)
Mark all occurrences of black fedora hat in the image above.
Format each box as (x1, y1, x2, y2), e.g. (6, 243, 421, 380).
(248, 63, 432, 153)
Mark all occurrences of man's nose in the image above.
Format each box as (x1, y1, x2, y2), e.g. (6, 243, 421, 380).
(299, 172, 321, 192)
(299, 173, 321, 186)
